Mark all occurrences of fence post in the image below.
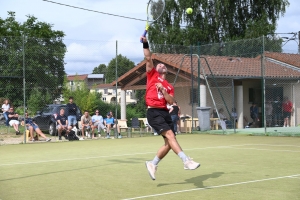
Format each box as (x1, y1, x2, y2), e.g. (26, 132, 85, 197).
(261, 35, 266, 134)
(22, 34, 26, 144)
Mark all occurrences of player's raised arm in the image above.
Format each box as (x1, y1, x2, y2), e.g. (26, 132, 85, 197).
(141, 36, 154, 72)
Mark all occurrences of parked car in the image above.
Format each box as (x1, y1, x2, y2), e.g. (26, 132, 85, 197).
(33, 104, 82, 136)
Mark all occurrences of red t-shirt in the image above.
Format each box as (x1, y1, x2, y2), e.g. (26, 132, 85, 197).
(282, 100, 293, 112)
(146, 68, 174, 110)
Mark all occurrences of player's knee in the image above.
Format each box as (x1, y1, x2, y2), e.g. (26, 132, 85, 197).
(164, 130, 176, 139)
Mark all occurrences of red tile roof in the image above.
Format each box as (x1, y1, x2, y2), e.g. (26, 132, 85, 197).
(265, 52, 300, 68)
(111, 52, 300, 88)
(67, 74, 88, 81)
(93, 83, 115, 89)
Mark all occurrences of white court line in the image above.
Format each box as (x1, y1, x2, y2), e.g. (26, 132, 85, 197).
(122, 174, 300, 200)
(0, 144, 248, 167)
(289, 177, 300, 179)
(227, 147, 300, 153)
(0, 143, 296, 167)
(235, 144, 300, 148)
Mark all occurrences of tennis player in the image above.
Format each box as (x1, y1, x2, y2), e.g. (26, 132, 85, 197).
(141, 36, 200, 180)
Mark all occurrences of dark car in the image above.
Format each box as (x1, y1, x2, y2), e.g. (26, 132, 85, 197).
(33, 104, 82, 136)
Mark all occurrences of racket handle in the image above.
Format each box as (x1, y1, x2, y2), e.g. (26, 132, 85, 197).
(140, 30, 148, 43)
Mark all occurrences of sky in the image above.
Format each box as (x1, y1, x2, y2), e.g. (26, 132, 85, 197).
(1, 0, 299, 75)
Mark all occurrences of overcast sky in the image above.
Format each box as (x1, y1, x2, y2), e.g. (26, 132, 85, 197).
(1, 0, 299, 75)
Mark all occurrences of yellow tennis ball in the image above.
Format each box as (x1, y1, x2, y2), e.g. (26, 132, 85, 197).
(186, 8, 193, 14)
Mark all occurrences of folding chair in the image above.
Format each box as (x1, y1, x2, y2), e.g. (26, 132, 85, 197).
(117, 119, 130, 138)
(131, 117, 141, 136)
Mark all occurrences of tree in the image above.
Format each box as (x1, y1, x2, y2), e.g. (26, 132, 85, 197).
(148, 0, 289, 46)
(92, 64, 107, 74)
(63, 76, 99, 114)
(27, 88, 52, 114)
(0, 12, 66, 107)
(105, 54, 135, 83)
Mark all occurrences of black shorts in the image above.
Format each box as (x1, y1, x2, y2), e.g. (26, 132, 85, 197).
(147, 108, 175, 137)
(283, 111, 291, 118)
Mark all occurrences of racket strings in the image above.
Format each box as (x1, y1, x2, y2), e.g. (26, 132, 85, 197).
(148, 0, 165, 22)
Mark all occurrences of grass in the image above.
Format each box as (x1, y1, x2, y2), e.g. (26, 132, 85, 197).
(0, 134, 299, 200)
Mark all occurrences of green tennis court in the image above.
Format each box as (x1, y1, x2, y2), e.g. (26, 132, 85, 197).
(0, 134, 299, 200)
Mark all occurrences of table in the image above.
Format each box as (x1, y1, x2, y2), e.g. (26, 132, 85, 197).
(183, 118, 199, 133)
(210, 118, 219, 130)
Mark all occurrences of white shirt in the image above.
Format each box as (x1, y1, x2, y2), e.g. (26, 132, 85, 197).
(92, 115, 104, 123)
(2, 104, 10, 112)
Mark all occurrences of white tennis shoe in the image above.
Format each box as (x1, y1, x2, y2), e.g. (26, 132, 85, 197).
(145, 161, 157, 180)
(184, 157, 200, 170)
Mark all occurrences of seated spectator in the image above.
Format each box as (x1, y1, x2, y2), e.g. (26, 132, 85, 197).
(211, 108, 229, 130)
(211, 109, 218, 118)
(8, 107, 20, 135)
(56, 108, 70, 140)
(231, 108, 238, 123)
(244, 116, 251, 128)
(80, 110, 93, 140)
(218, 108, 230, 130)
(265, 100, 273, 127)
(1, 99, 10, 126)
(22, 112, 51, 142)
(104, 112, 121, 139)
(91, 109, 106, 137)
(250, 102, 259, 126)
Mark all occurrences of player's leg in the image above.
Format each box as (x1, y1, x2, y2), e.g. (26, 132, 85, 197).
(146, 137, 170, 180)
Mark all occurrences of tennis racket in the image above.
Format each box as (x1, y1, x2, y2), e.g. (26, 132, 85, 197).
(140, 0, 166, 43)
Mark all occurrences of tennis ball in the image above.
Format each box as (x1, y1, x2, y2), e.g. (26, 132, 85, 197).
(186, 8, 193, 14)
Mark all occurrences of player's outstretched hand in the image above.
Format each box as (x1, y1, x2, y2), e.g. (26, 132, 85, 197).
(140, 36, 147, 43)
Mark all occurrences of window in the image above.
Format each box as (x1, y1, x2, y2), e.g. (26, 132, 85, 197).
(102, 97, 106, 101)
(248, 88, 262, 104)
(190, 88, 199, 104)
(104, 89, 108, 94)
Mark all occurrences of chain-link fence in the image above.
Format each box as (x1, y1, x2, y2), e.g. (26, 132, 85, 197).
(1, 35, 300, 139)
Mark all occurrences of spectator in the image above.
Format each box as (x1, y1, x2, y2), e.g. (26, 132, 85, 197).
(211, 108, 227, 130)
(80, 110, 93, 140)
(1, 99, 10, 126)
(211, 109, 218, 118)
(218, 108, 232, 129)
(282, 96, 293, 127)
(244, 116, 251, 128)
(265, 100, 273, 127)
(56, 108, 69, 140)
(91, 109, 106, 137)
(7, 107, 20, 135)
(109, 110, 114, 118)
(22, 112, 51, 142)
(169, 101, 180, 134)
(177, 108, 182, 134)
(273, 96, 282, 126)
(250, 102, 259, 126)
(231, 108, 238, 128)
(66, 96, 78, 129)
(231, 108, 238, 123)
(104, 112, 121, 139)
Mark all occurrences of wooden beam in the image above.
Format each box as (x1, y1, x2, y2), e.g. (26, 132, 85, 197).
(123, 85, 146, 90)
(122, 73, 147, 89)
